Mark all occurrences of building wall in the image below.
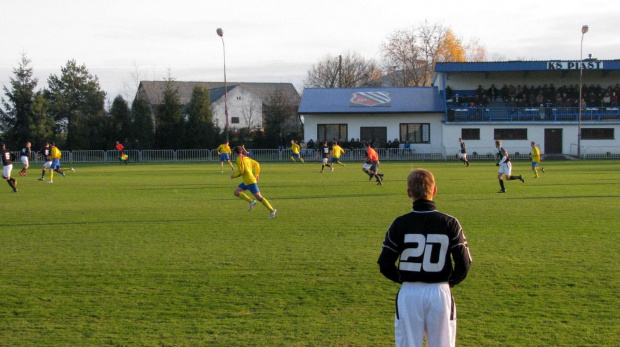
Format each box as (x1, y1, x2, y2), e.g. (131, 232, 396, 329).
(442, 123, 620, 156)
(303, 113, 445, 152)
(211, 87, 263, 130)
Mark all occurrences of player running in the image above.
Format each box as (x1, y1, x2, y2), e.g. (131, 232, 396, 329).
(319, 141, 332, 173)
(378, 169, 471, 347)
(288, 140, 305, 163)
(47, 142, 66, 184)
(231, 146, 277, 219)
(216, 141, 234, 173)
(18, 142, 32, 176)
(1, 143, 18, 192)
(329, 141, 346, 171)
(495, 140, 524, 193)
(362, 142, 383, 185)
(38, 142, 53, 181)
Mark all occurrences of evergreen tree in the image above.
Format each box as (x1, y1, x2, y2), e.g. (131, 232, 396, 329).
(264, 89, 297, 148)
(0, 54, 38, 145)
(28, 91, 55, 146)
(155, 75, 183, 149)
(131, 98, 154, 150)
(110, 95, 132, 143)
(184, 86, 216, 149)
(45, 59, 106, 149)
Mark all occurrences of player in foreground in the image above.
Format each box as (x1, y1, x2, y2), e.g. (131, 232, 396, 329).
(529, 141, 544, 178)
(231, 146, 276, 219)
(377, 169, 471, 347)
(362, 142, 383, 185)
(216, 141, 234, 173)
(329, 141, 346, 171)
(288, 140, 305, 163)
(495, 140, 524, 193)
(19, 141, 32, 176)
(1, 143, 18, 192)
(458, 138, 470, 167)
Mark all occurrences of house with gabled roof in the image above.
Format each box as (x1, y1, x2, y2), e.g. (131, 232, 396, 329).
(136, 81, 301, 132)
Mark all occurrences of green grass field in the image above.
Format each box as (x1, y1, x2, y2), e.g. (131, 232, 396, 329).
(0, 160, 618, 346)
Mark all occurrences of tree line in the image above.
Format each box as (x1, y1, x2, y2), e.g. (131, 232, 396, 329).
(0, 55, 299, 151)
(303, 21, 486, 88)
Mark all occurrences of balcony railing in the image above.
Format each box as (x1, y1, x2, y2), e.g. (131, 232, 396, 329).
(446, 106, 620, 123)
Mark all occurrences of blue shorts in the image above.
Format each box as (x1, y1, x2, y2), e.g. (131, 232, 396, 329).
(330, 157, 340, 163)
(531, 162, 539, 168)
(238, 182, 260, 194)
(291, 153, 300, 158)
(220, 153, 230, 162)
(51, 159, 61, 169)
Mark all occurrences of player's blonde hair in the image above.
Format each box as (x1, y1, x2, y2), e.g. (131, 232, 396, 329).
(408, 169, 435, 201)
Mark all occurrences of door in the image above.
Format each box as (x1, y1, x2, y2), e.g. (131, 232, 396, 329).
(544, 128, 563, 154)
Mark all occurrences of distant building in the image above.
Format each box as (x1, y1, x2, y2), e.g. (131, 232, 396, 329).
(136, 81, 301, 132)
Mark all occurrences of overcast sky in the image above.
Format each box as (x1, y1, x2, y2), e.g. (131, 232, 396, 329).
(1, 0, 618, 102)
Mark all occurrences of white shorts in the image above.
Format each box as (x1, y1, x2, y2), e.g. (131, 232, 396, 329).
(21, 156, 29, 166)
(362, 163, 372, 170)
(3, 164, 13, 178)
(322, 157, 329, 165)
(395, 282, 456, 347)
(43, 161, 52, 169)
(458, 153, 467, 160)
(498, 162, 512, 176)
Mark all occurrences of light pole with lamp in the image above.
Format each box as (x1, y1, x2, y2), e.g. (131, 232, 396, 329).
(577, 24, 588, 158)
(216, 27, 229, 142)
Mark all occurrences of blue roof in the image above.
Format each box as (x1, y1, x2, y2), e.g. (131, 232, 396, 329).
(298, 87, 445, 114)
(435, 60, 620, 72)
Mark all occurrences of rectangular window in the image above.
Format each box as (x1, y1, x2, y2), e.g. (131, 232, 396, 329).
(582, 128, 614, 140)
(461, 128, 480, 140)
(231, 117, 240, 124)
(317, 124, 348, 142)
(360, 127, 387, 146)
(494, 128, 527, 140)
(400, 123, 430, 143)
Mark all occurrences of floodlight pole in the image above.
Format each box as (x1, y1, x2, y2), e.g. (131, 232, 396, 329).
(577, 25, 588, 159)
(216, 27, 229, 142)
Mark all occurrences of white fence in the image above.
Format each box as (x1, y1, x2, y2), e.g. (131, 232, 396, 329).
(9, 147, 620, 164)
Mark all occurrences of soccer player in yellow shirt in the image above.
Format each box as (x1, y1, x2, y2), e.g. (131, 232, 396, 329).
(216, 141, 234, 173)
(329, 141, 346, 171)
(288, 140, 305, 163)
(529, 141, 544, 178)
(231, 146, 277, 219)
(47, 142, 67, 184)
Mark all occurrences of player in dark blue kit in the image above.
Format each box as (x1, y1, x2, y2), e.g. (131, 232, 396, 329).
(319, 141, 333, 173)
(19, 141, 32, 176)
(378, 169, 471, 347)
(38, 142, 52, 181)
(1, 143, 18, 192)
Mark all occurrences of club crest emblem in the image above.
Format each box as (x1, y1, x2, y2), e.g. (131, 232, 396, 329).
(350, 92, 391, 107)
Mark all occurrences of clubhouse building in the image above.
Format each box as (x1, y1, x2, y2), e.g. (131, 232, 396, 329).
(298, 60, 620, 158)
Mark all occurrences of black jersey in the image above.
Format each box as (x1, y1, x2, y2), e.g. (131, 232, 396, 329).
(497, 147, 510, 162)
(1, 149, 13, 166)
(20, 146, 31, 158)
(378, 200, 471, 286)
(460, 141, 467, 154)
(320, 145, 330, 159)
(40, 147, 51, 161)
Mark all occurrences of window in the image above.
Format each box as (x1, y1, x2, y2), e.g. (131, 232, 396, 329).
(317, 124, 347, 142)
(231, 117, 240, 124)
(360, 127, 387, 145)
(494, 128, 527, 140)
(461, 128, 480, 140)
(400, 123, 430, 143)
(582, 128, 614, 140)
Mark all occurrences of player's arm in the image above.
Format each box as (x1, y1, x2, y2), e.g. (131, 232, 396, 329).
(377, 224, 402, 284)
(231, 159, 244, 179)
(448, 221, 472, 287)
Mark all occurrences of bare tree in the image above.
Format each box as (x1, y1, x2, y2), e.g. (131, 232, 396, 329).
(122, 61, 145, 103)
(464, 37, 487, 62)
(381, 21, 446, 87)
(241, 100, 260, 130)
(304, 51, 382, 88)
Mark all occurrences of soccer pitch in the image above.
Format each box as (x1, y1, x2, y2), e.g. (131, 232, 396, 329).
(0, 160, 618, 346)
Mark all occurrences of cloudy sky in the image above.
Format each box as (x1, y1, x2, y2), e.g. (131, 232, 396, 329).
(1, 0, 618, 102)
